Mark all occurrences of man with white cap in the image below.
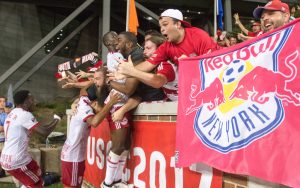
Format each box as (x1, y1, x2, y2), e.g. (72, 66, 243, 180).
(116, 8, 221, 74)
(253, 0, 290, 33)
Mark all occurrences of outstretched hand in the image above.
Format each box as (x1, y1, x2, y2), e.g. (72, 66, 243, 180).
(75, 70, 88, 80)
(62, 80, 76, 89)
(109, 91, 122, 105)
(107, 70, 127, 81)
(116, 55, 135, 76)
(70, 98, 79, 116)
(233, 13, 240, 24)
(178, 54, 188, 60)
(112, 109, 125, 122)
(60, 76, 77, 89)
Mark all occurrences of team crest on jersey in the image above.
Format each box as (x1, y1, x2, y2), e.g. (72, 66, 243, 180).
(186, 27, 300, 153)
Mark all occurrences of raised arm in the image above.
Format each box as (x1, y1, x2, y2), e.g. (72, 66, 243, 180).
(34, 114, 61, 137)
(110, 77, 139, 96)
(112, 95, 141, 122)
(75, 70, 94, 80)
(233, 13, 249, 35)
(62, 80, 93, 89)
(127, 66, 167, 88)
(86, 92, 121, 128)
(237, 33, 254, 41)
(117, 56, 157, 74)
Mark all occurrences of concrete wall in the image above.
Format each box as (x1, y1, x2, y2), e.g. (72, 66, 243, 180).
(0, 2, 98, 102)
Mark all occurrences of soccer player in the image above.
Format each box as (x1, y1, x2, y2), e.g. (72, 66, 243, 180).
(0, 90, 61, 187)
(61, 85, 121, 187)
(101, 32, 140, 188)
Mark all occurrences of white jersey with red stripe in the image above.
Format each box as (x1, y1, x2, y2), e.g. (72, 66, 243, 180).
(0, 108, 39, 170)
(61, 96, 94, 162)
(157, 61, 178, 101)
(107, 52, 124, 73)
(105, 52, 128, 107)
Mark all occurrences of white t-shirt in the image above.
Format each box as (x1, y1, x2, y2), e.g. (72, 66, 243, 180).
(61, 96, 94, 162)
(0, 108, 39, 170)
(106, 52, 128, 107)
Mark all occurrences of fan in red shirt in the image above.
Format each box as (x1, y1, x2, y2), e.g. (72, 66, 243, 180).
(116, 9, 221, 74)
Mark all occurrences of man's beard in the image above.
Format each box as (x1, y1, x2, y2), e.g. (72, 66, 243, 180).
(262, 16, 286, 33)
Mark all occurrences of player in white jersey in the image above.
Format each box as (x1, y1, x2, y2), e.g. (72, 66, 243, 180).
(0, 90, 60, 188)
(102, 31, 141, 188)
(61, 77, 121, 188)
(103, 31, 128, 106)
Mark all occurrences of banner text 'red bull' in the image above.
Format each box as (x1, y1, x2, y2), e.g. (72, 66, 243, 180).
(176, 19, 300, 187)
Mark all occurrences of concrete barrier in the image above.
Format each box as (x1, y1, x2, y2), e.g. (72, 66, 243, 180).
(40, 146, 62, 175)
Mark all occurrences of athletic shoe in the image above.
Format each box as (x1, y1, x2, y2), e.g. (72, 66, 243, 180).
(100, 181, 114, 188)
(113, 181, 134, 188)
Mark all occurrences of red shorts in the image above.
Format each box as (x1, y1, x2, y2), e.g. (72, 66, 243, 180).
(61, 160, 85, 187)
(6, 160, 43, 188)
(106, 106, 131, 130)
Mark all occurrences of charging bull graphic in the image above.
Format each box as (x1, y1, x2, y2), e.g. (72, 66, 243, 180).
(186, 78, 225, 115)
(230, 51, 300, 105)
(176, 20, 300, 188)
(181, 27, 300, 154)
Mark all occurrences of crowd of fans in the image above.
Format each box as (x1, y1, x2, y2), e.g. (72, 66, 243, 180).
(0, 0, 298, 187)
(215, 1, 300, 47)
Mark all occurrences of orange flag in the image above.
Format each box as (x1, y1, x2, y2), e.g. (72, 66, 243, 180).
(127, 0, 139, 35)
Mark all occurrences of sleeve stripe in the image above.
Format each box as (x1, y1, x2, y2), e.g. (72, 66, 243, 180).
(83, 114, 94, 122)
(29, 122, 40, 132)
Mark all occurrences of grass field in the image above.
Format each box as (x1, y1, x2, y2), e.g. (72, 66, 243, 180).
(0, 182, 63, 188)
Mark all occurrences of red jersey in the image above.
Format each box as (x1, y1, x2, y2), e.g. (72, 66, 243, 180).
(156, 61, 178, 101)
(148, 27, 221, 65)
(248, 31, 260, 37)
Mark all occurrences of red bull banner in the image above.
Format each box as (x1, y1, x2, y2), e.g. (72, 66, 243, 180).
(84, 120, 222, 187)
(176, 19, 300, 187)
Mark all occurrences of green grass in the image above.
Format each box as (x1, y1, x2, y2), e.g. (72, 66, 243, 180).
(46, 182, 63, 188)
(0, 182, 63, 188)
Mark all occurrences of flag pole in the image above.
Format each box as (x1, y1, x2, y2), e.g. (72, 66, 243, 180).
(214, 0, 217, 37)
(126, 0, 130, 31)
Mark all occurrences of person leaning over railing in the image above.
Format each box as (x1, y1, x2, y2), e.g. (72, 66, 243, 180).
(115, 9, 221, 82)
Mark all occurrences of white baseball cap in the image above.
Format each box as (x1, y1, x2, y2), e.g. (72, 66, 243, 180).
(160, 9, 191, 27)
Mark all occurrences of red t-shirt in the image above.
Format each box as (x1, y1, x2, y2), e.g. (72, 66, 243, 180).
(156, 61, 178, 101)
(248, 31, 260, 37)
(148, 27, 221, 65)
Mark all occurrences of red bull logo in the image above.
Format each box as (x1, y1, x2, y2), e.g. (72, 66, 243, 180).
(230, 51, 299, 105)
(187, 27, 300, 153)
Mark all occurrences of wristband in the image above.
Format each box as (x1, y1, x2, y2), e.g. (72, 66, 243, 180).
(53, 114, 61, 121)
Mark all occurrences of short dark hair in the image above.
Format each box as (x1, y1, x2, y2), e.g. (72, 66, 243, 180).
(119, 31, 138, 47)
(14, 90, 30, 105)
(145, 29, 161, 37)
(103, 31, 118, 47)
